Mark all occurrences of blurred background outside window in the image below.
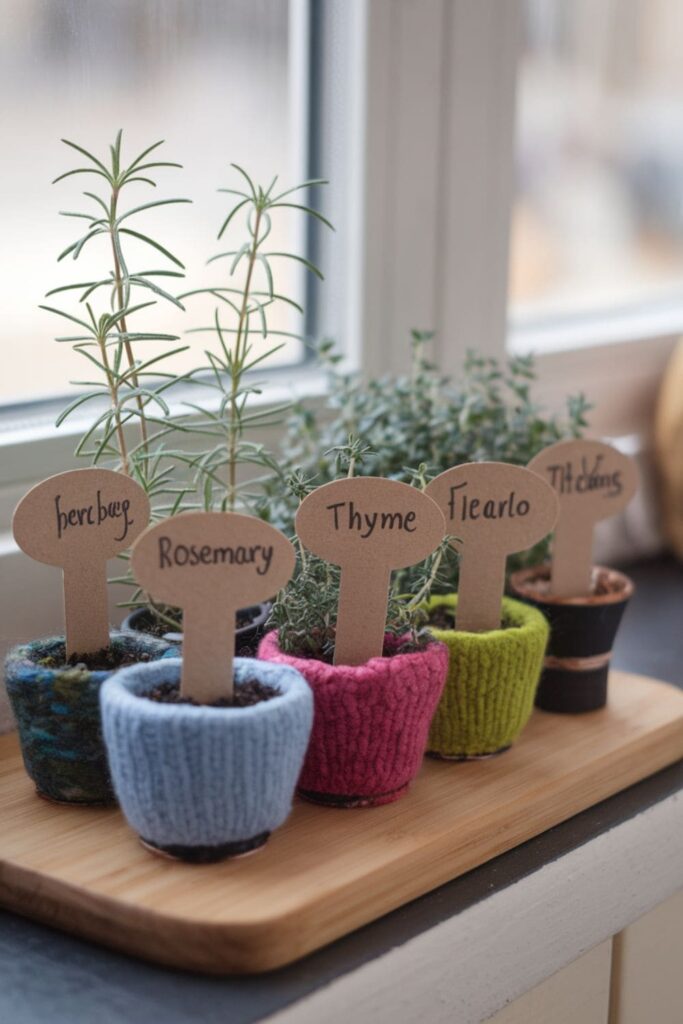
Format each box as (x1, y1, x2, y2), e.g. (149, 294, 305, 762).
(5, 0, 683, 405)
(0, 0, 299, 406)
(511, 0, 683, 337)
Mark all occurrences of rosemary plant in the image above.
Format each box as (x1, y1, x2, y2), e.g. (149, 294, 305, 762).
(269, 439, 450, 662)
(175, 165, 331, 514)
(118, 165, 331, 632)
(42, 131, 191, 502)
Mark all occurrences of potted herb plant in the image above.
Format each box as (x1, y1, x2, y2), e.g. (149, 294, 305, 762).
(421, 461, 558, 759)
(259, 333, 590, 595)
(259, 443, 449, 807)
(101, 512, 313, 861)
(423, 595, 549, 758)
(4, 133, 188, 805)
(119, 164, 331, 656)
(509, 440, 638, 713)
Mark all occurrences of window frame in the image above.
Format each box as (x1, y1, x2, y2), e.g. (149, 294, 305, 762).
(0, 1, 675, 560)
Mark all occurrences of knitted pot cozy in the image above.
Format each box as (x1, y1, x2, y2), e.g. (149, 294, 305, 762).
(258, 632, 448, 806)
(5, 632, 173, 805)
(100, 657, 313, 850)
(426, 595, 548, 758)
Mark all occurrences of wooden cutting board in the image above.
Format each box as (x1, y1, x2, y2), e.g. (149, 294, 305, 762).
(0, 670, 681, 975)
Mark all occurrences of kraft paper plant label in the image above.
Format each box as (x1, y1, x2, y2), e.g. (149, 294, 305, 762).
(131, 512, 295, 703)
(426, 462, 559, 633)
(296, 477, 445, 666)
(528, 439, 638, 598)
(13, 468, 150, 657)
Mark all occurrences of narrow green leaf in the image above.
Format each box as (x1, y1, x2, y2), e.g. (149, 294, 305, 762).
(265, 251, 324, 279)
(115, 197, 191, 226)
(119, 228, 185, 268)
(270, 202, 334, 230)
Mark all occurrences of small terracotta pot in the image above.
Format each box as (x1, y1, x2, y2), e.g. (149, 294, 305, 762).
(509, 565, 634, 713)
(425, 594, 549, 759)
(258, 631, 448, 807)
(5, 631, 173, 805)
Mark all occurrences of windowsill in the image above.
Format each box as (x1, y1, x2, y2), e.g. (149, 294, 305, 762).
(0, 363, 331, 490)
(509, 298, 683, 355)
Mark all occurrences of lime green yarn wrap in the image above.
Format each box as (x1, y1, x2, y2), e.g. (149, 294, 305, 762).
(425, 595, 549, 758)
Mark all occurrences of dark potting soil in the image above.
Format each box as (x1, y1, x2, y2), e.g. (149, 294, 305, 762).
(281, 628, 429, 664)
(38, 645, 155, 672)
(427, 606, 520, 631)
(517, 565, 627, 600)
(143, 679, 281, 708)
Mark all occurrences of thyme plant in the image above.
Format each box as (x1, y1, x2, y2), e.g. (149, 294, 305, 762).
(42, 131, 191, 505)
(261, 332, 591, 588)
(269, 438, 450, 662)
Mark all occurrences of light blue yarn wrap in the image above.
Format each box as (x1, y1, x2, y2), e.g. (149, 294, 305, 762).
(100, 657, 313, 849)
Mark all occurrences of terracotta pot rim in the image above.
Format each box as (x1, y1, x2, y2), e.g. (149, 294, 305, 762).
(509, 565, 635, 607)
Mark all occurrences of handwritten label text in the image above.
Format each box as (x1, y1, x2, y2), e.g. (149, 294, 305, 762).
(326, 500, 417, 538)
(158, 537, 273, 576)
(55, 491, 133, 543)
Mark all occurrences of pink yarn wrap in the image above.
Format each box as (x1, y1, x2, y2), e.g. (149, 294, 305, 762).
(258, 632, 448, 806)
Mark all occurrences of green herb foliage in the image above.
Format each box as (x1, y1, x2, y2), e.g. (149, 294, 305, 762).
(260, 332, 591, 589)
(174, 165, 331, 514)
(43, 131, 192, 503)
(269, 439, 452, 661)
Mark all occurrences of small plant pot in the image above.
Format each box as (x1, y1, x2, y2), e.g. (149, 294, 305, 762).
(258, 631, 448, 808)
(100, 657, 313, 862)
(5, 632, 173, 806)
(509, 565, 634, 713)
(425, 595, 549, 759)
(120, 603, 270, 657)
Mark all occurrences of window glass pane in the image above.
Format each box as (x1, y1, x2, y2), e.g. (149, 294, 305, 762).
(0, 0, 297, 406)
(511, 0, 683, 325)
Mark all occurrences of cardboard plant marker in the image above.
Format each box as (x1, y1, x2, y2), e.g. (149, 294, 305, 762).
(13, 468, 150, 658)
(131, 512, 295, 703)
(528, 439, 638, 599)
(426, 463, 559, 633)
(295, 477, 445, 666)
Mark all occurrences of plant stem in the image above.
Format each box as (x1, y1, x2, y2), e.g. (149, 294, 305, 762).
(96, 331, 130, 475)
(110, 186, 149, 467)
(227, 205, 263, 511)
(407, 545, 445, 610)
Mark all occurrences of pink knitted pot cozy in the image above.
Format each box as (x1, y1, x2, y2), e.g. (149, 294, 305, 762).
(258, 632, 448, 807)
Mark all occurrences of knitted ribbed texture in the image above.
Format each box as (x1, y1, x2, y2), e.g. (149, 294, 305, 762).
(100, 658, 313, 849)
(5, 632, 173, 805)
(426, 596, 548, 758)
(258, 632, 448, 806)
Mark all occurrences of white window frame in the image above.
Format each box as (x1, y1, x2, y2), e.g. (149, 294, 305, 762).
(0, 0, 676, 672)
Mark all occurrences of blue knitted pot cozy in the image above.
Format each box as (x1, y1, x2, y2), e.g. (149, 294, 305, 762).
(100, 657, 313, 857)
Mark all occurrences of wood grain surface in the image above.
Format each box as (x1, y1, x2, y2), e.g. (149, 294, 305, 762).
(0, 671, 681, 975)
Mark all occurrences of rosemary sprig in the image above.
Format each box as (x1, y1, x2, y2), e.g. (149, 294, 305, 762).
(44, 130, 191, 489)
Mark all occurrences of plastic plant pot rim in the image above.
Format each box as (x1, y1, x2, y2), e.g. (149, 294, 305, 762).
(423, 593, 548, 639)
(6, 631, 172, 682)
(259, 631, 445, 676)
(509, 565, 635, 607)
(100, 656, 311, 721)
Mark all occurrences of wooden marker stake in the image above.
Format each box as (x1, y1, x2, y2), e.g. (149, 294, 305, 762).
(296, 477, 445, 666)
(426, 463, 559, 633)
(527, 440, 638, 599)
(12, 468, 150, 658)
(131, 512, 295, 703)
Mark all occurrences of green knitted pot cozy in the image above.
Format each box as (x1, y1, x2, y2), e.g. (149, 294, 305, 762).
(425, 595, 549, 758)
